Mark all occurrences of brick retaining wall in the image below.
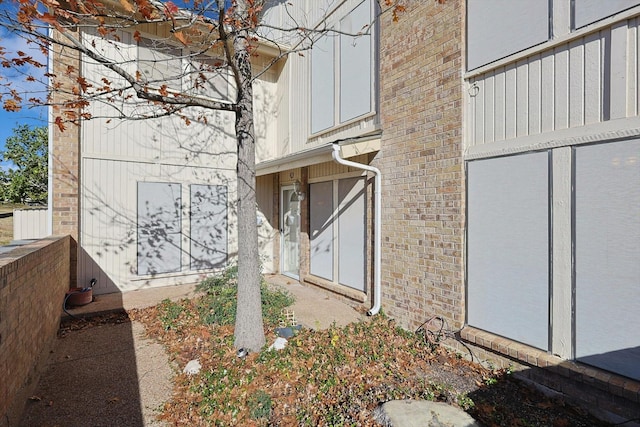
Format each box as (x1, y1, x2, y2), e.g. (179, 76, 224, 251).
(0, 236, 71, 427)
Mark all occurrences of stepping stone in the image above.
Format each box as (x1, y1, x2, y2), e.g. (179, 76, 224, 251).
(375, 400, 482, 427)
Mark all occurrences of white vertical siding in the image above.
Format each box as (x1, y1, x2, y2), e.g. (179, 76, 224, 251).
(465, 18, 640, 149)
(627, 18, 639, 115)
(483, 73, 494, 142)
(256, 174, 275, 273)
(504, 64, 517, 139)
(79, 31, 246, 294)
(13, 209, 48, 240)
(494, 68, 506, 141)
(584, 32, 603, 124)
(528, 54, 542, 136)
(290, 54, 310, 153)
(541, 52, 555, 133)
(80, 155, 237, 294)
(554, 45, 570, 131)
(569, 39, 585, 128)
(516, 59, 529, 136)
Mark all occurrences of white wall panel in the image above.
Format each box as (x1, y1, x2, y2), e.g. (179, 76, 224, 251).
(467, 152, 550, 350)
(628, 18, 639, 116)
(190, 185, 228, 270)
(137, 182, 182, 276)
(340, 0, 371, 122)
(256, 175, 275, 273)
(467, 0, 549, 70)
(494, 68, 506, 141)
(80, 156, 237, 294)
(504, 64, 516, 139)
(541, 52, 555, 133)
(483, 73, 494, 143)
(465, 19, 640, 150)
(528, 55, 542, 136)
(584, 32, 603, 124)
(13, 209, 48, 240)
(311, 35, 335, 134)
(575, 0, 640, 29)
(516, 59, 529, 137)
(337, 177, 365, 291)
(554, 45, 570, 131)
(569, 40, 585, 128)
(310, 181, 334, 281)
(575, 139, 640, 381)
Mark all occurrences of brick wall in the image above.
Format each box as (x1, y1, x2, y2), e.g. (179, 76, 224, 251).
(51, 31, 81, 287)
(377, 0, 465, 330)
(0, 236, 71, 427)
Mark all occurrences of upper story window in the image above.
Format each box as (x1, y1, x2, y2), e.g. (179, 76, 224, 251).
(138, 37, 232, 102)
(574, 0, 639, 29)
(185, 55, 233, 102)
(138, 38, 184, 91)
(467, 0, 640, 71)
(311, 0, 374, 134)
(466, 0, 549, 71)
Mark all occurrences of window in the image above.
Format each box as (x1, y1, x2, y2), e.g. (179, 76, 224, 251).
(311, 36, 335, 133)
(311, 0, 373, 134)
(466, 0, 549, 70)
(138, 38, 183, 91)
(574, 0, 639, 29)
(339, 0, 372, 123)
(136, 182, 229, 275)
(185, 55, 233, 102)
(310, 181, 334, 280)
(467, 152, 550, 350)
(574, 139, 640, 381)
(137, 182, 182, 275)
(310, 177, 366, 291)
(190, 185, 228, 270)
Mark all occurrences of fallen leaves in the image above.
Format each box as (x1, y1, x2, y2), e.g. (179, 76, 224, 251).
(125, 296, 611, 427)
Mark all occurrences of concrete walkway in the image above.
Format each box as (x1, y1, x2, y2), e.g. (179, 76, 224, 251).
(20, 284, 199, 427)
(20, 276, 476, 427)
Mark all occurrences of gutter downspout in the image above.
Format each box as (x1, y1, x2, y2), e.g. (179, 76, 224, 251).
(331, 143, 382, 316)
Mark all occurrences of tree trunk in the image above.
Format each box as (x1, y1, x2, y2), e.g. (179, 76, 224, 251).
(232, 27, 266, 353)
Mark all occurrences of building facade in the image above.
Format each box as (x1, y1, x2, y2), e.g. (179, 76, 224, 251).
(49, 0, 640, 420)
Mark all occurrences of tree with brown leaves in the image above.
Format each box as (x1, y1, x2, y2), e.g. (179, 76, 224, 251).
(0, 0, 407, 352)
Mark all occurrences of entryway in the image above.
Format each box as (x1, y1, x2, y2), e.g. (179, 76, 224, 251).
(281, 185, 300, 279)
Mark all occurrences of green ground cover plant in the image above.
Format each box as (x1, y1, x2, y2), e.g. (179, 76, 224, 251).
(131, 268, 610, 426)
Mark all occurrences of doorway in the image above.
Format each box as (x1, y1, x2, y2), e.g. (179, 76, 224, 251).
(281, 185, 300, 279)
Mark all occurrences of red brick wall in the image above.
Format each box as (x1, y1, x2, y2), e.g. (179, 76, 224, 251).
(0, 236, 71, 427)
(377, 0, 465, 330)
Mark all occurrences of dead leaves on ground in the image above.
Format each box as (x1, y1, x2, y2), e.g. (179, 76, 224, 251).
(130, 299, 486, 426)
(128, 298, 610, 427)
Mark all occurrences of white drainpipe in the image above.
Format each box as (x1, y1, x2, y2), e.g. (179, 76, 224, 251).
(331, 143, 382, 316)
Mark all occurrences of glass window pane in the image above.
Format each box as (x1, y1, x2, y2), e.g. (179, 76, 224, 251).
(467, 152, 550, 350)
(137, 182, 182, 275)
(190, 185, 228, 270)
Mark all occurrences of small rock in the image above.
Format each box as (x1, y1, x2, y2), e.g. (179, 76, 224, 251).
(183, 359, 201, 375)
(268, 337, 288, 351)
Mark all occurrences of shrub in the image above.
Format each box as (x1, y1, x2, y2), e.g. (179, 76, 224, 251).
(196, 265, 294, 327)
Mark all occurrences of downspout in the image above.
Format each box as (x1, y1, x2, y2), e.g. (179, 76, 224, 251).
(331, 143, 382, 316)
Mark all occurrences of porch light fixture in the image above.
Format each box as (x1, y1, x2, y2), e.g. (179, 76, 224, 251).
(293, 179, 306, 200)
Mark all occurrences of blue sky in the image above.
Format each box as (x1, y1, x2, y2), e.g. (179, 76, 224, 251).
(0, 21, 48, 170)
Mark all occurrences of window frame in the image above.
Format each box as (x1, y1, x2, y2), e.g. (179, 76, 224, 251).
(310, 0, 377, 135)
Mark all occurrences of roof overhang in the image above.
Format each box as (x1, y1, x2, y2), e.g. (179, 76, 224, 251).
(256, 134, 381, 176)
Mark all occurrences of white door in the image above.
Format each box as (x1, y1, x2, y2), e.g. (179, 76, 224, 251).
(281, 186, 300, 279)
